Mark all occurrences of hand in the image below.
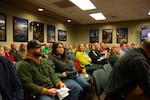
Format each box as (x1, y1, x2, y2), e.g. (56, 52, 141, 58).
(62, 72, 67, 77)
(48, 88, 57, 97)
(59, 82, 66, 88)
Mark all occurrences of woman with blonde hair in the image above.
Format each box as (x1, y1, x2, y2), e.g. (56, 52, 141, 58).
(109, 44, 121, 67)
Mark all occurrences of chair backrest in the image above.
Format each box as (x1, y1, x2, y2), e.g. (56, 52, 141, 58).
(68, 52, 75, 61)
(93, 68, 108, 97)
(15, 60, 24, 71)
(103, 63, 112, 78)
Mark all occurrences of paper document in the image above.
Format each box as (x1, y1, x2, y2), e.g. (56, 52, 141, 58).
(57, 87, 70, 100)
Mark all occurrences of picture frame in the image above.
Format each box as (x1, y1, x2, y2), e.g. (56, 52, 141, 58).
(32, 22, 44, 42)
(58, 29, 67, 41)
(89, 30, 99, 43)
(13, 16, 28, 42)
(116, 28, 128, 43)
(0, 13, 6, 41)
(47, 25, 55, 43)
(102, 29, 113, 43)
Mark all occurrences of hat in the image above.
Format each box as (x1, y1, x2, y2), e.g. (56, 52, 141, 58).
(27, 40, 45, 51)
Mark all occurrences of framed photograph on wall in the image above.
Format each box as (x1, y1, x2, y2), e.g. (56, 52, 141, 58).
(117, 28, 128, 43)
(33, 22, 44, 42)
(58, 29, 67, 41)
(0, 13, 6, 41)
(47, 25, 55, 43)
(89, 30, 99, 43)
(13, 16, 28, 42)
(102, 29, 112, 43)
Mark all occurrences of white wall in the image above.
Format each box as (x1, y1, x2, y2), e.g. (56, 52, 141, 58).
(0, 1, 150, 49)
(74, 21, 150, 47)
(0, 2, 75, 49)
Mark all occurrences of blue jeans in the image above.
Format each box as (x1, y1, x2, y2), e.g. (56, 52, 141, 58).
(74, 76, 90, 94)
(62, 76, 90, 100)
(37, 95, 55, 100)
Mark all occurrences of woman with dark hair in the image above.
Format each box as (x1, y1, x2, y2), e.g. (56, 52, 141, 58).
(50, 42, 90, 100)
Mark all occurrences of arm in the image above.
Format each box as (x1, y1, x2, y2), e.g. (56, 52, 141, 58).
(17, 63, 44, 94)
(10, 66, 24, 100)
(76, 51, 91, 66)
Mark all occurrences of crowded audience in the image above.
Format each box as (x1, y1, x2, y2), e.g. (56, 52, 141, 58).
(0, 39, 144, 100)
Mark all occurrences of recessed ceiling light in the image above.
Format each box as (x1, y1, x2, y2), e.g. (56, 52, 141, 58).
(69, 0, 96, 10)
(89, 13, 106, 20)
(0, 20, 5, 24)
(67, 19, 72, 23)
(148, 11, 150, 16)
(38, 8, 44, 12)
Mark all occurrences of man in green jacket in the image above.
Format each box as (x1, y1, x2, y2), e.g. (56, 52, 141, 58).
(17, 40, 66, 100)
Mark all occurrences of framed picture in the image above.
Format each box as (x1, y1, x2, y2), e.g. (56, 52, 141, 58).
(58, 29, 67, 41)
(102, 29, 112, 43)
(13, 16, 28, 42)
(47, 25, 55, 43)
(117, 28, 128, 43)
(0, 13, 6, 41)
(89, 30, 99, 43)
(33, 22, 44, 42)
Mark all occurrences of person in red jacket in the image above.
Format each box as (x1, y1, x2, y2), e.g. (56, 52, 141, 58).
(4, 45, 15, 64)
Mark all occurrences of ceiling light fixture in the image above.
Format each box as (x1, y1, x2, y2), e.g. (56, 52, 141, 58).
(38, 8, 44, 12)
(89, 12, 106, 20)
(67, 19, 72, 23)
(148, 11, 150, 16)
(69, 0, 96, 10)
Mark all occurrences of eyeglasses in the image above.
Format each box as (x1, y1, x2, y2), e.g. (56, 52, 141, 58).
(57, 46, 64, 48)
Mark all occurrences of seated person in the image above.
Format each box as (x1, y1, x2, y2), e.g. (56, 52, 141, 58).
(108, 45, 121, 67)
(104, 38, 150, 100)
(76, 43, 99, 74)
(17, 40, 66, 100)
(75, 43, 92, 74)
(50, 42, 90, 100)
(0, 45, 24, 100)
(4, 45, 15, 64)
(89, 44, 108, 65)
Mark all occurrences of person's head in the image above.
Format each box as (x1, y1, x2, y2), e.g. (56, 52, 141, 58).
(27, 40, 45, 58)
(0, 45, 5, 57)
(142, 38, 150, 59)
(127, 43, 132, 49)
(120, 43, 126, 50)
(52, 42, 64, 55)
(111, 45, 120, 56)
(84, 43, 89, 49)
(131, 43, 135, 49)
(4, 45, 10, 54)
(10, 43, 17, 50)
(19, 43, 26, 51)
(45, 43, 49, 48)
(94, 42, 100, 49)
(90, 44, 96, 51)
(78, 43, 85, 52)
(100, 42, 105, 48)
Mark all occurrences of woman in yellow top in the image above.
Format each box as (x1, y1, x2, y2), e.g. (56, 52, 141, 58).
(75, 43, 92, 74)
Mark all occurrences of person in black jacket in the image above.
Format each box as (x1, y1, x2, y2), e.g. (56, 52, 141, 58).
(0, 45, 24, 100)
(89, 44, 108, 65)
(104, 38, 150, 100)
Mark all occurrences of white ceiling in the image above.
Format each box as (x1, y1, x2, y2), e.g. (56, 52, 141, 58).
(25, 0, 150, 24)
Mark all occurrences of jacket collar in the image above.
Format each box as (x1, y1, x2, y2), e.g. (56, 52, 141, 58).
(23, 53, 41, 64)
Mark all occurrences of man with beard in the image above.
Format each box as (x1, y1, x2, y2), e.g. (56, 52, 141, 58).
(17, 40, 66, 100)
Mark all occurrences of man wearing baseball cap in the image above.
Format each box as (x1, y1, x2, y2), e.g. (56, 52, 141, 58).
(17, 40, 66, 100)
